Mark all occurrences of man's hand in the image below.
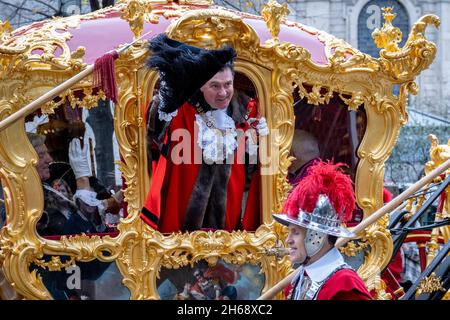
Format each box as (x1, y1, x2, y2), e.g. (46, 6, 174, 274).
(248, 117, 269, 136)
(69, 138, 92, 179)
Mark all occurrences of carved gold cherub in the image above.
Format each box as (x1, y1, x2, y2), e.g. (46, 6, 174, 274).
(425, 134, 450, 175)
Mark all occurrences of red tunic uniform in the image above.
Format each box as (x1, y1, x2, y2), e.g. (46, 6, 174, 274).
(288, 248, 372, 300)
(317, 269, 372, 300)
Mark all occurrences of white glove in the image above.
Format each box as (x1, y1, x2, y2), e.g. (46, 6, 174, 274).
(248, 117, 269, 136)
(69, 138, 92, 179)
(25, 114, 49, 133)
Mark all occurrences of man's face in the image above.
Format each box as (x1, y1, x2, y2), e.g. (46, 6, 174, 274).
(286, 223, 307, 264)
(200, 68, 234, 110)
(35, 144, 53, 181)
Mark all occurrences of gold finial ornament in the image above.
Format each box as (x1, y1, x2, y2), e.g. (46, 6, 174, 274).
(372, 7, 402, 52)
(261, 0, 290, 43)
(120, 0, 159, 40)
(372, 7, 402, 53)
(0, 19, 29, 55)
(0, 20, 12, 40)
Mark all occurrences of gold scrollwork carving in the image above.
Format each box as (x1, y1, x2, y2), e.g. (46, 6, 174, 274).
(166, 9, 260, 51)
(1, 15, 86, 74)
(339, 240, 369, 257)
(416, 273, 446, 297)
(145, 226, 279, 300)
(42, 88, 106, 114)
(0, 2, 440, 300)
(374, 7, 440, 83)
(34, 256, 75, 272)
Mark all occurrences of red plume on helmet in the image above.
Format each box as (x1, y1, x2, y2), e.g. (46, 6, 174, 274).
(283, 160, 355, 224)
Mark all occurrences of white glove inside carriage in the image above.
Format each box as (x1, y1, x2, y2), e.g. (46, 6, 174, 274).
(69, 138, 92, 179)
(247, 116, 269, 136)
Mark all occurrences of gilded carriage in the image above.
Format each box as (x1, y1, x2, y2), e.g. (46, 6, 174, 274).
(0, 0, 446, 300)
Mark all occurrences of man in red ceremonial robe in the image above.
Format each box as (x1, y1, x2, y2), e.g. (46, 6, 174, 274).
(274, 161, 372, 300)
(141, 34, 267, 233)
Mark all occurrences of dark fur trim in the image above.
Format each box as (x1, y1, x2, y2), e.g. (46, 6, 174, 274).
(229, 91, 251, 123)
(182, 164, 232, 231)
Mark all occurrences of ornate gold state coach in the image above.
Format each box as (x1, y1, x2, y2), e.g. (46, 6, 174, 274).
(0, 0, 442, 299)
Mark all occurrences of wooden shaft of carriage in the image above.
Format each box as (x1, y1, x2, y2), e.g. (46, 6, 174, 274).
(0, 34, 150, 132)
(258, 157, 450, 300)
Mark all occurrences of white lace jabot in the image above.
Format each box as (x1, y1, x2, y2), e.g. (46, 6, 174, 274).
(195, 109, 238, 163)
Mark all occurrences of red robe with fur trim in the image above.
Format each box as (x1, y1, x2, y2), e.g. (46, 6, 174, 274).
(141, 101, 260, 233)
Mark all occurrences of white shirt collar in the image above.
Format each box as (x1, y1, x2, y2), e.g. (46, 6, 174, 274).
(304, 247, 346, 283)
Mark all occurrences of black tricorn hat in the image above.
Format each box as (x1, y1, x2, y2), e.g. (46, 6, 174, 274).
(146, 33, 237, 114)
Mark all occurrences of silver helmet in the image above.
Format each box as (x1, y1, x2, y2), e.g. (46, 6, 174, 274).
(274, 194, 354, 258)
(274, 194, 355, 237)
(273, 161, 357, 258)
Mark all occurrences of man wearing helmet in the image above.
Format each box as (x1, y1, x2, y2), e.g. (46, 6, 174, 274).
(274, 160, 372, 300)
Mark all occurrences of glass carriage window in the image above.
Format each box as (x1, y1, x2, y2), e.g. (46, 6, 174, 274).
(358, 0, 409, 58)
(291, 89, 367, 224)
(30, 256, 131, 300)
(25, 97, 125, 239)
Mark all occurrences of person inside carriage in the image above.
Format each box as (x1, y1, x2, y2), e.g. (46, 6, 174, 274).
(287, 129, 320, 187)
(141, 34, 268, 233)
(26, 132, 121, 236)
(26, 125, 122, 299)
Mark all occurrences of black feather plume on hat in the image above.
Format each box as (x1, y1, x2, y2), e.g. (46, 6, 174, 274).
(146, 33, 236, 114)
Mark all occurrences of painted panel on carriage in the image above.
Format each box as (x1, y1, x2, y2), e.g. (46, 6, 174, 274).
(25, 100, 125, 238)
(290, 92, 367, 224)
(30, 257, 131, 300)
(157, 260, 265, 300)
